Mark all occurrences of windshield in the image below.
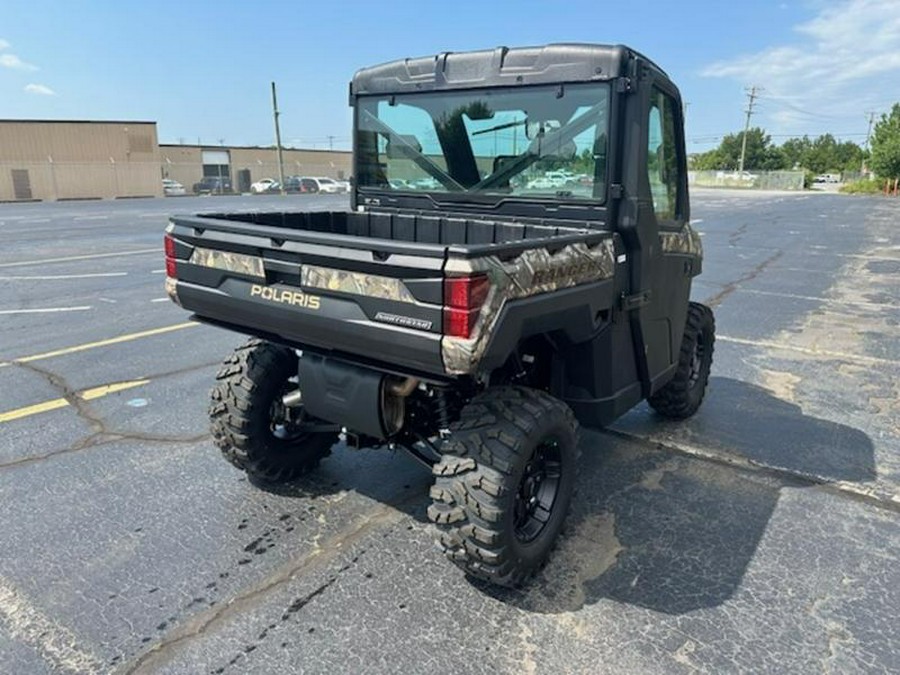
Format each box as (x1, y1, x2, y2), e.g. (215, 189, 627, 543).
(356, 83, 610, 201)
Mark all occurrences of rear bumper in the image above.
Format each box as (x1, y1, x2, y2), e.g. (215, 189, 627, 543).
(175, 278, 447, 376)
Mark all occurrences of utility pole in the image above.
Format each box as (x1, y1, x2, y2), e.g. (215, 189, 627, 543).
(862, 111, 878, 173)
(327, 135, 334, 151)
(738, 86, 760, 174)
(271, 81, 286, 195)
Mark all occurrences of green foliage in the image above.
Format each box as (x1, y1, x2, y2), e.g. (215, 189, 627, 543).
(869, 104, 900, 179)
(840, 179, 886, 194)
(690, 128, 784, 171)
(691, 128, 867, 175)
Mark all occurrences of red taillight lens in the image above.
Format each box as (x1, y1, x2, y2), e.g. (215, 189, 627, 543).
(164, 234, 177, 277)
(444, 307, 480, 339)
(443, 274, 490, 339)
(164, 234, 176, 258)
(444, 275, 489, 309)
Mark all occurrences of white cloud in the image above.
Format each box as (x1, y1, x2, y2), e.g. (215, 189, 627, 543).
(0, 53, 38, 71)
(24, 83, 55, 96)
(0, 39, 10, 51)
(702, 0, 900, 137)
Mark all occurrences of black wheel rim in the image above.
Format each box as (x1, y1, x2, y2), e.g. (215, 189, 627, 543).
(688, 334, 707, 388)
(514, 439, 562, 543)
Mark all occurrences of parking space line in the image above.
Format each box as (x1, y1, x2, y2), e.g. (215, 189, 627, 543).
(0, 272, 127, 281)
(0, 321, 197, 369)
(718, 335, 900, 367)
(72, 215, 108, 221)
(0, 579, 103, 674)
(0, 248, 157, 269)
(150, 298, 169, 303)
(0, 379, 149, 424)
(0, 306, 91, 315)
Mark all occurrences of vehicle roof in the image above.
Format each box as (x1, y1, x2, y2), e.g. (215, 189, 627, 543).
(351, 43, 668, 96)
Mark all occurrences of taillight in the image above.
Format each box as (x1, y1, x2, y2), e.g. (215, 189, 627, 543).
(443, 274, 489, 339)
(164, 234, 177, 277)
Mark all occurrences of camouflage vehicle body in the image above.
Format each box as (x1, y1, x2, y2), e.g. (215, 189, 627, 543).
(165, 44, 712, 587)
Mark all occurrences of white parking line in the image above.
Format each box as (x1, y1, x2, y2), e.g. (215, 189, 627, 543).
(150, 298, 169, 303)
(0, 248, 157, 268)
(0, 306, 92, 315)
(0, 579, 103, 674)
(20, 218, 51, 223)
(139, 213, 166, 218)
(0, 272, 127, 281)
(150, 269, 166, 274)
(72, 215, 108, 221)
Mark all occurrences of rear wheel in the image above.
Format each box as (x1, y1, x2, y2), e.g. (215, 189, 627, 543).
(209, 339, 338, 483)
(428, 386, 579, 587)
(648, 301, 715, 419)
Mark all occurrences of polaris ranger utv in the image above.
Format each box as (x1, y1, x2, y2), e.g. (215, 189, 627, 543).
(164, 44, 714, 587)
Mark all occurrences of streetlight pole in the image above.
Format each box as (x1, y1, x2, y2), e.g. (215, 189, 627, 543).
(271, 81, 286, 195)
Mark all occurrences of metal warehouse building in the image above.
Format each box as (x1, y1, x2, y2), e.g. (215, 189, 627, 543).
(159, 145, 352, 194)
(0, 119, 352, 201)
(0, 119, 162, 201)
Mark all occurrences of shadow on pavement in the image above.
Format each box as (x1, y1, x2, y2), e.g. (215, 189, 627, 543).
(616, 376, 877, 484)
(483, 376, 875, 615)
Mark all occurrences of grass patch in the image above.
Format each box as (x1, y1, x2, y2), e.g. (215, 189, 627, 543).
(840, 179, 889, 194)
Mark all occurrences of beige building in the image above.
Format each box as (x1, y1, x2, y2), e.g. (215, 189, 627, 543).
(0, 119, 353, 201)
(160, 144, 352, 193)
(0, 119, 162, 201)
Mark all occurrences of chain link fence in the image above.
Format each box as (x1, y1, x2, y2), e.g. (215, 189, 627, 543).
(688, 170, 806, 191)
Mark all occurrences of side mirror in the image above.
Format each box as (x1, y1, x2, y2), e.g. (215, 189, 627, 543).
(386, 135, 423, 159)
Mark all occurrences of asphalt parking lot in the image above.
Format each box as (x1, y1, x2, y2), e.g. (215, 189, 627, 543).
(0, 190, 898, 674)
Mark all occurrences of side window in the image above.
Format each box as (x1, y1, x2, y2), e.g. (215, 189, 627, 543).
(647, 88, 681, 222)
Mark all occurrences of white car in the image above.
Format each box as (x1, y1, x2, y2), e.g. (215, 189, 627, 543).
(250, 178, 278, 194)
(162, 178, 186, 196)
(333, 179, 351, 193)
(307, 177, 342, 194)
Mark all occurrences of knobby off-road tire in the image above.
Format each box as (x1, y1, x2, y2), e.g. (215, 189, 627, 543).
(428, 386, 580, 587)
(209, 338, 338, 483)
(648, 301, 715, 419)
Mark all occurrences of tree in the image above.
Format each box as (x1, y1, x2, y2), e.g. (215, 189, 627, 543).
(690, 128, 786, 171)
(869, 104, 900, 179)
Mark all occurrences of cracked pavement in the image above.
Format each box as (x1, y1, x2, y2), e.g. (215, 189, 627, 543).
(0, 191, 898, 674)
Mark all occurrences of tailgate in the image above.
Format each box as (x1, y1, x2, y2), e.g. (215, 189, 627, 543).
(166, 216, 449, 375)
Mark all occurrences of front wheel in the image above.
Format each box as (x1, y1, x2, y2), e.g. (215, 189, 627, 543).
(209, 339, 338, 483)
(648, 301, 715, 419)
(428, 386, 580, 587)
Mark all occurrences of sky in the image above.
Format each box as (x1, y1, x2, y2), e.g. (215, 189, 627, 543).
(1, 0, 899, 152)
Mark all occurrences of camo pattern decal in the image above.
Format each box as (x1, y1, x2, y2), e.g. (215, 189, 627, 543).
(301, 265, 417, 303)
(189, 247, 265, 278)
(659, 223, 703, 257)
(442, 237, 616, 375)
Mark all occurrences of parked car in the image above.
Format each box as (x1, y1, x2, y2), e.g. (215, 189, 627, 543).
(193, 176, 233, 194)
(283, 176, 303, 193)
(250, 178, 277, 194)
(301, 177, 342, 194)
(814, 173, 841, 184)
(162, 178, 186, 196)
(333, 179, 351, 193)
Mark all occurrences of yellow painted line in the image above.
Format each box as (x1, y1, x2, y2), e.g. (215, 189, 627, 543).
(0, 321, 197, 369)
(0, 379, 149, 424)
